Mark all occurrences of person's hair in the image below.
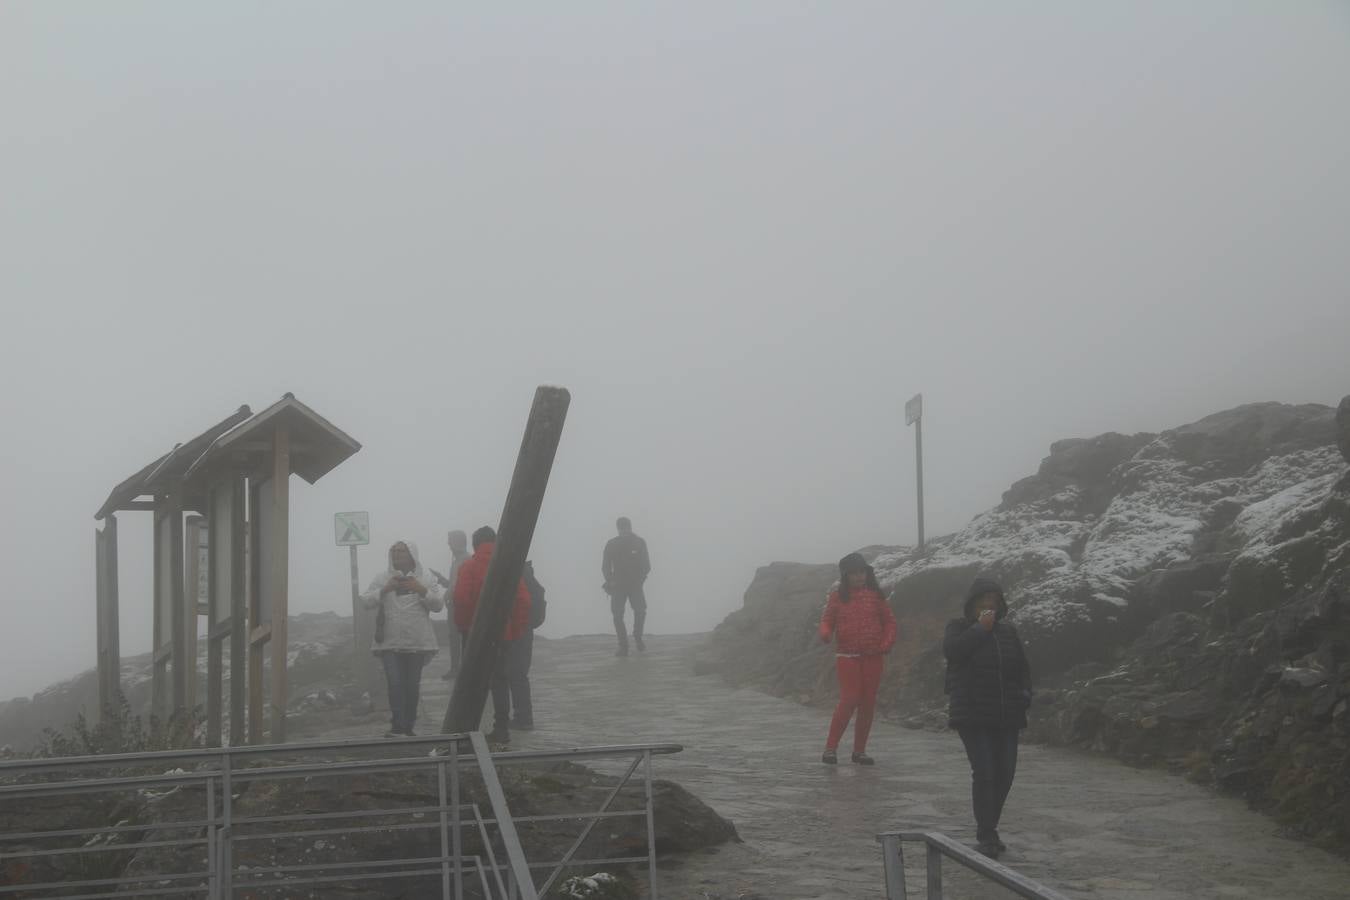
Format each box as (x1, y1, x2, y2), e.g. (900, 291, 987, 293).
(840, 568, 885, 604)
(471, 525, 496, 548)
(616, 517, 632, 533)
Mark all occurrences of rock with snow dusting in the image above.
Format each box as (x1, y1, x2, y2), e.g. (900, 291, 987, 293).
(700, 401, 1350, 852)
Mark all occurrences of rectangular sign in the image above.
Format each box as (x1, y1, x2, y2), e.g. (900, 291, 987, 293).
(334, 510, 371, 546)
(905, 393, 923, 426)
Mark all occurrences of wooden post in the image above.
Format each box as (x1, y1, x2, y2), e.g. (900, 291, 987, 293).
(95, 526, 108, 720)
(169, 489, 188, 722)
(102, 515, 122, 716)
(229, 484, 247, 746)
(269, 425, 291, 744)
(247, 483, 265, 745)
(443, 386, 570, 735)
(151, 505, 167, 720)
(184, 516, 205, 715)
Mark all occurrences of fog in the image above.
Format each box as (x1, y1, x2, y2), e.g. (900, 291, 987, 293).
(2, 2, 1348, 700)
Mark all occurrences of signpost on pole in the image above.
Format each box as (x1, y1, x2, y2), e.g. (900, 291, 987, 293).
(334, 511, 375, 709)
(905, 393, 925, 548)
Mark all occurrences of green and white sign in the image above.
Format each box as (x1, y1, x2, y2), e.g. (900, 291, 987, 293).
(334, 511, 370, 546)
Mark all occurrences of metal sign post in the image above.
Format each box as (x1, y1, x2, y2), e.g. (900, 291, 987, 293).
(335, 511, 376, 709)
(905, 393, 925, 548)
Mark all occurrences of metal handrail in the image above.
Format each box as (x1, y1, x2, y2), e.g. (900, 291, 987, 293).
(0, 733, 682, 899)
(877, 831, 1073, 900)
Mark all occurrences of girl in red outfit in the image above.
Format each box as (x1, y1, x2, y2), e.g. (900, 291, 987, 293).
(819, 552, 897, 765)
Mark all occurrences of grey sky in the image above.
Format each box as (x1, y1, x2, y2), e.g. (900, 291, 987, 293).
(2, 2, 1348, 700)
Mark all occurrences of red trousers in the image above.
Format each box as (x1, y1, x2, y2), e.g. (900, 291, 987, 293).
(826, 654, 884, 753)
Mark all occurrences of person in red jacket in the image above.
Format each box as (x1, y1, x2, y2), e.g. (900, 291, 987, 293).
(819, 552, 897, 765)
(452, 525, 532, 744)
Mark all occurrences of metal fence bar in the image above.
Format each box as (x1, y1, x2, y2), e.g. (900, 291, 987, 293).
(538, 751, 645, 897)
(439, 758, 452, 899)
(877, 831, 1074, 900)
(644, 748, 658, 900)
(879, 833, 908, 900)
(206, 773, 218, 900)
(926, 842, 943, 899)
(469, 801, 512, 899)
(470, 731, 537, 899)
(2, 734, 679, 899)
(452, 742, 465, 900)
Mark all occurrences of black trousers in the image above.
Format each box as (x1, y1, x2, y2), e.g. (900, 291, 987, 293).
(506, 630, 534, 726)
(381, 651, 428, 735)
(610, 586, 647, 649)
(957, 725, 1020, 839)
(488, 644, 512, 734)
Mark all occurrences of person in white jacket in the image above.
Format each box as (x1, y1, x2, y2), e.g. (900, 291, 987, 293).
(361, 540, 444, 737)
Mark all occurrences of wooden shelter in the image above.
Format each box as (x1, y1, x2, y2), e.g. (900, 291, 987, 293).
(95, 394, 361, 746)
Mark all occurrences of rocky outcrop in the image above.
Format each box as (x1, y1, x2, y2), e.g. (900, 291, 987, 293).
(700, 399, 1350, 852)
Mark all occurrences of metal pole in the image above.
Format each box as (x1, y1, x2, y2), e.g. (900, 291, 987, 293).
(879, 834, 908, 900)
(915, 415, 925, 549)
(926, 841, 942, 899)
(444, 386, 570, 735)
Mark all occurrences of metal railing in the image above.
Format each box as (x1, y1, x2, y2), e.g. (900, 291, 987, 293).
(878, 831, 1072, 900)
(0, 732, 682, 899)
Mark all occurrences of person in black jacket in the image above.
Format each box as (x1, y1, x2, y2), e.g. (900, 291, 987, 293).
(602, 517, 651, 656)
(943, 577, 1032, 859)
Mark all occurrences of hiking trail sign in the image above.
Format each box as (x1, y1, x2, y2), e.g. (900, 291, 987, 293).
(334, 511, 370, 546)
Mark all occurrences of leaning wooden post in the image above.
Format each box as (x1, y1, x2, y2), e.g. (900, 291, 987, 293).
(443, 386, 570, 735)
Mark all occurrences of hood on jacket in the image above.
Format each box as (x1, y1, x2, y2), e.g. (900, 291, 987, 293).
(963, 577, 1008, 622)
(385, 539, 426, 578)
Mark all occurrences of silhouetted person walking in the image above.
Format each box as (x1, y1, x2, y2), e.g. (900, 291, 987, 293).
(944, 577, 1033, 859)
(602, 517, 650, 656)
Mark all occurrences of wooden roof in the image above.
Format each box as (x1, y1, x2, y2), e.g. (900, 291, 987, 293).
(181, 393, 361, 486)
(94, 406, 253, 520)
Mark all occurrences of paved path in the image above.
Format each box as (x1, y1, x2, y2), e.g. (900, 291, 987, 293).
(311, 634, 1350, 899)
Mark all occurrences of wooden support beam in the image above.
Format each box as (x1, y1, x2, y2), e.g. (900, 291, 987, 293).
(444, 386, 570, 734)
(229, 486, 247, 747)
(269, 425, 291, 744)
(118, 500, 157, 512)
(169, 491, 188, 723)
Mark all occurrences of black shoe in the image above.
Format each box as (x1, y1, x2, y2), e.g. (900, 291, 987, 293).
(821, 750, 838, 765)
(976, 840, 1001, 859)
(486, 729, 510, 744)
(403, 729, 417, 737)
(634, 636, 646, 652)
(851, 752, 875, 766)
(992, 831, 1007, 853)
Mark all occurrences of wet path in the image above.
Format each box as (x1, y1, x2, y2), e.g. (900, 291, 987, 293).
(314, 634, 1350, 899)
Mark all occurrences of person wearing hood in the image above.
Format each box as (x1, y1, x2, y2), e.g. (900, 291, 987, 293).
(818, 553, 897, 765)
(361, 540, 445, 738)
(452, 526, 532, 744)
(943, 577, 1033, 859)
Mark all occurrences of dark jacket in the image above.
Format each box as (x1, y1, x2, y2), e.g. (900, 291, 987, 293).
(602, 532, 651, 591)
(943, 578, 1032, 730)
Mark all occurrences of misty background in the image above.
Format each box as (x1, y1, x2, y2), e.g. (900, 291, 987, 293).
(2, 2, 1348, 700)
